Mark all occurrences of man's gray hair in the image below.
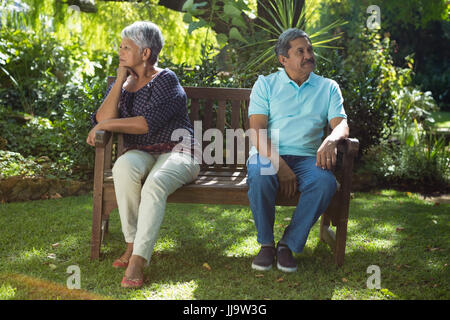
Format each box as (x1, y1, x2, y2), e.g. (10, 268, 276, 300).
(275, 28, 311, 58)
(121, 21, 164, 65)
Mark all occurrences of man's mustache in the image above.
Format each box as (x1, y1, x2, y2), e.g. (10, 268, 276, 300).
(302, 59, 315, 66)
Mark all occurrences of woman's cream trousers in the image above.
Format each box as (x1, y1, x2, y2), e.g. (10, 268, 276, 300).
(112, 150, 200, 264)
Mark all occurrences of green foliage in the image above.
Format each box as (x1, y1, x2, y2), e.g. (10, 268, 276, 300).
(182, 0, 251, 45)
(0, 150, 72, 179)
(315, 0, 449, 193)
(240, 0, 346, 72)
(162, 45, 236, 88)
(56, 77, 109, 178)
(2, 0, 213, 66)
(181, 0, 346, 76)
(316, 0, 440, 154)
(362, 130, 450, 194)
(368, 0, 450, 110)
(0, 28, 112, 179)
(0, 151, 42, 179)
(370, 0, 448, 32)
(0, 107, 60, 159)
(389, 86, 438, 140)
(0, 107, 92, 180)
(411, 19, 450, 111)
(0, 28, 71, 115)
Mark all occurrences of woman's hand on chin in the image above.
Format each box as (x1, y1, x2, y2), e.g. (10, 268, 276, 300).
(117, 66, 138, 84)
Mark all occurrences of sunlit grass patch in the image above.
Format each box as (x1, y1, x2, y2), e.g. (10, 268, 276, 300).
(154, 235, 179, 253)
(140, 280, 199, 300)
(0, 283, 16, 300)
(223, 236, 258, 257)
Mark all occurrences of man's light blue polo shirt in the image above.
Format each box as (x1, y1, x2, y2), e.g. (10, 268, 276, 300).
(248, 69, 347, 157)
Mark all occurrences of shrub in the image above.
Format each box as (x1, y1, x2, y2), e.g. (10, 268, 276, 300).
(0, 74, 106, 180)
(0, 28, 73, 116)
(362, 121, 450, 194)
(0, 150, 72, 179)
(0, 27, 117, 180)
(0, 151, 42, 179)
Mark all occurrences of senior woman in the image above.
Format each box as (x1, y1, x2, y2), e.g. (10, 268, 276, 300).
(87, 21, 200, 288)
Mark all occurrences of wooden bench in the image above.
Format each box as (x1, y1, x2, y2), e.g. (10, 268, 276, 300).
(90, 77, 359, 266)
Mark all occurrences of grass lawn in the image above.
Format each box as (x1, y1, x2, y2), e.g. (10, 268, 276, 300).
(0, 190, 448, 300)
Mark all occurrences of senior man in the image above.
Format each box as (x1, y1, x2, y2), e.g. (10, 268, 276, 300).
(247, 28, 349, 272)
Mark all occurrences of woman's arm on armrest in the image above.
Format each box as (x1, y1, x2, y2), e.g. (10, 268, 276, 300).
(86, 116, 148, 146)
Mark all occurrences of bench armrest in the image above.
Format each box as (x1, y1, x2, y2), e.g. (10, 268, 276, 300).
(95, 130, 112, 148)
(337, 138, 359, 157)
(328, 137, 359, 226)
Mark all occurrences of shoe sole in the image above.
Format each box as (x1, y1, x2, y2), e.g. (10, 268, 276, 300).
(277, 262, 297, 273)
(251, 262, 273, 271)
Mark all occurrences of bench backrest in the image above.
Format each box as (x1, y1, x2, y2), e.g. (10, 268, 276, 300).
(107, 76, 252, 170)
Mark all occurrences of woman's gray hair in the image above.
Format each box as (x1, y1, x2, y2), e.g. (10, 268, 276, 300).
(275, 28, 311, 58)
(121, 21, 164, 65)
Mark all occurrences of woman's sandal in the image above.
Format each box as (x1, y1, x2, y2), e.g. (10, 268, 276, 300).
(121, 276, 145, 289)
(112, 258, 129, 268)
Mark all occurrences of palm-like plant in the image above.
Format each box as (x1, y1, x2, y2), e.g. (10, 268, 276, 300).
(242, 0, 347, 72)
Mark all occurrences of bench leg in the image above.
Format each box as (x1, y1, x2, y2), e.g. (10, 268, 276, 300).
(320, 213, 347, 267)
(320, 214, 336, 252)
(334, 220, 348, 267)
(101, 218, 109, 244)
(90, 204, 102, 260)
(320, 214, 331, 242)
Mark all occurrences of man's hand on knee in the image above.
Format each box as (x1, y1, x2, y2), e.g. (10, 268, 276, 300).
(276, 160, 297, 198)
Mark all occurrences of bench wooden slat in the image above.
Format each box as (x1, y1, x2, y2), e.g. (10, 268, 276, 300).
(104, 169, 247, 183)
(189, 98, 200, 122)
(193, 175, 247, 182)
(216, 100, 226, 133)
(242, 100, 249, 130)
(231, 100, 241, 167)
(201, 165, 246, 171)
(203, 99, 214, 131)
(231, 100, 241, 129)
(184, 87, 251, 100)
(199, 170, 246, 177)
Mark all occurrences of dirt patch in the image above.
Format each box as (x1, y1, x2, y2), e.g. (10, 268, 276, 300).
(0, 177, 92, 203)
(0, 273, 109, 300)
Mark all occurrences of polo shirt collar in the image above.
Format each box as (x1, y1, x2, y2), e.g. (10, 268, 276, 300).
(279, 68, 317, 87)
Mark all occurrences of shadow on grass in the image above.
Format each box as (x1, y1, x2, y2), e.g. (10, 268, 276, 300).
(0, 192, 448, 300)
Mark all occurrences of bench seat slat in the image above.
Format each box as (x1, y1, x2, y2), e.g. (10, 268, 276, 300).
(104, 170, 247, 185)
(104, 169, 247, 180)
(194, 175, 246, 181)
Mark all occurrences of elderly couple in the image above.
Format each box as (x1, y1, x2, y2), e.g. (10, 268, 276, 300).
(87, 21, 349, 288)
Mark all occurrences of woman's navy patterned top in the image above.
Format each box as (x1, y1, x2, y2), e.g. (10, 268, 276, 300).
(91, 68, 200, 161)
